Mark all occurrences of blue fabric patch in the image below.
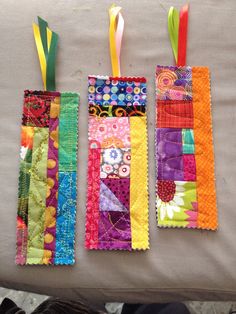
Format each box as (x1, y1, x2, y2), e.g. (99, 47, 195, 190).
(88, 77, 147, 106)
(55, 171, 77, 265)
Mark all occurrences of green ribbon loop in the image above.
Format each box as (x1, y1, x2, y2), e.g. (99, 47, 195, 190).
(37, 17, 58, 91)
(38, 17, 49, 59)
(168, 7, 179, 63)
(46, 31, 58, 91)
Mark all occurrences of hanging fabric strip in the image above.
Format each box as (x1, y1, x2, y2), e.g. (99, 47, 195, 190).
(16, 18, 79, 265)
(16, 91, 79, 265)
(177, 4, 189, 66)
(155, 5, 217, 230)
(85, 4, 149, 251)
(168, 7, 179, 64)
(33, 17, 58, 91)
(109, 4, 124, 77)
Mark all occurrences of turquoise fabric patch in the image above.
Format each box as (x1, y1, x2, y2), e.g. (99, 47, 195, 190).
(182, 129, 195, 154)
(55, 171, 77, 265)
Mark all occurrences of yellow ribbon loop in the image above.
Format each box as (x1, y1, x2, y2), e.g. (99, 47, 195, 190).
(47, 28, 52, 51)
(33, 23, 48, 90)
(109, 4, 124, 77)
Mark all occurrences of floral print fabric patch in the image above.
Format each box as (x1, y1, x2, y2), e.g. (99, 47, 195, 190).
(156, 66, 218, 230)
(16, 90, 79, 265)
(85, 75, 149, 250)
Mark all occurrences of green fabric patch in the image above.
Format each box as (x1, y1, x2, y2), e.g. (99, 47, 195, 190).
(182, 181, 197, 209)
(27, 127, 49, 264)
(18, 148, 33, 225)
(59, 93, 79, 172)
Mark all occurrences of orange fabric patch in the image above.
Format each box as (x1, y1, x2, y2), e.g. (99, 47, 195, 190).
(192, 67, 218, 230)
(157, 100, 193, 128)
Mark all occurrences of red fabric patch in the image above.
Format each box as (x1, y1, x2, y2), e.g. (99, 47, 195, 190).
(157, 180, 176, 202)
(157, 100, 194, 128)
(183, 154, 196, 181)
(22, 93, 54, 127)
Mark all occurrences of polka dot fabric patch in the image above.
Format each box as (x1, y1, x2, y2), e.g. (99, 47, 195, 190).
(85, 75, 149, 250)
(16, 90, 79, 265)
(156, 66, 218, 230)
(88, 76, 147, 107)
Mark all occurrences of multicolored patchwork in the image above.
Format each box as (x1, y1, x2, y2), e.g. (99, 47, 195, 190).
(85, 75, 149, 250)
(16, 90, 79, 265)
(156, 66, 218, 230)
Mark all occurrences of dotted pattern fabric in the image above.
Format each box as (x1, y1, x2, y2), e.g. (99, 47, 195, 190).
(16, 90, 79, 265)
(155, 66, 217, 230)
(85, 75, 149, 250)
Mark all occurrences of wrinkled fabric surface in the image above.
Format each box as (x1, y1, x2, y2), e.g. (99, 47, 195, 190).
(0, 0, 236, 302)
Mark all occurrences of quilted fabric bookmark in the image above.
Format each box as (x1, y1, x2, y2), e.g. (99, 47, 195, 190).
(16, 17, 79, 265)
(156, 5, 218, 230)
(85, 5, 149, 250)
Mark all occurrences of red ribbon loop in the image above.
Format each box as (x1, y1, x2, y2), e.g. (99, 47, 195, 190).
(177, 4, 189, 66)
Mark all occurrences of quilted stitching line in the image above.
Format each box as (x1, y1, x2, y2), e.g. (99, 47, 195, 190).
(26, 129, 49, 262)
(55, 94, 78, 263)
(98, 212, 131, 243)
(129, 119, 149, 248)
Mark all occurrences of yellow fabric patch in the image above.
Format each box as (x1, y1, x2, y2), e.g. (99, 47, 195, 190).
(44, 233, 54, 244)
(47, 159, 56, 169)
(130, 116, 149, 250)
(50, 100, 60, 118)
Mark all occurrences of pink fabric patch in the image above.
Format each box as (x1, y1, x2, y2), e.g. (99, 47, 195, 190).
(89, 116, 130, 149)
(186, 210, 198, 228)
(15, 228, 28, 265)
(183, 154, 196, 181)
(85, 148, 101, 249)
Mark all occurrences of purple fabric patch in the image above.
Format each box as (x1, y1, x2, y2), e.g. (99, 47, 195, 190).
(100, 181, 127, 212)
(44, 112, 59, 262)
(102, 178, 130, 210)
(156, 66, 192, 101)
(98, 211, 132, 250)
(156, 128, 184, 181)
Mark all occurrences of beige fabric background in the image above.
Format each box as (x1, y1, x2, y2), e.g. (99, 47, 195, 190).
(0, 0, 236, 302)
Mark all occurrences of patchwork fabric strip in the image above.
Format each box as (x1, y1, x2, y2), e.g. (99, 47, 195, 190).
(85, 76, 149, 250)
(16, 90, 79, 265)
(155, 65, 218, 230)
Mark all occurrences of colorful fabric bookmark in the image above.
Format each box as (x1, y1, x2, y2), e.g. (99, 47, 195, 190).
(16, 18, 79, 265)
(155, 5, 218, 230)
(85, 5, 149, 250)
